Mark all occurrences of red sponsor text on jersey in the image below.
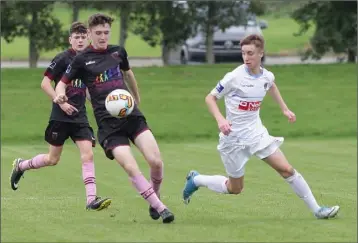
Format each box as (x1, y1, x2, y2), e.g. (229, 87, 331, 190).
(238, 101, 261, 111)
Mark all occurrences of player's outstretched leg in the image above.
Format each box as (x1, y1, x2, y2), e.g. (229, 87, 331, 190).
(132, 129, 164, 220)
(10, 146, 62, 190)
(183, 170, 200, 204)
(112, 145, 174, 224)
(262, 148, 340, 219)
(183, 170, 237, 204)
(76, 140, 112, 211)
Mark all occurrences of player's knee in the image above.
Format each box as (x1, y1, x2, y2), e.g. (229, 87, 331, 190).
(80, 151, 94, 163)
(278, 165, 295, 178)
(47, 155, 60, 166)
(147, 153, 163, 169)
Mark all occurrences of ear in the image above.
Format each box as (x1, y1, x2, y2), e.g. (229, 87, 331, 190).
(68, 36, 71, 44)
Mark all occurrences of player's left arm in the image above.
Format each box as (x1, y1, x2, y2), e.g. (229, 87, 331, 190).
(268, 81, 296, 123)
(119, 47, 140, 105)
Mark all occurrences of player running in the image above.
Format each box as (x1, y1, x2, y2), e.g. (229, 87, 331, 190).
(182, 34, 340, 219)
(10, 22, 112, 211)
(54, 14, 174, 223)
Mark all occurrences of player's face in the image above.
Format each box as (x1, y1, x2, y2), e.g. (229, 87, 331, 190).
(241, 44, 263, 70)
(69, 33, 88, 52)
(89, 24, 111, 50)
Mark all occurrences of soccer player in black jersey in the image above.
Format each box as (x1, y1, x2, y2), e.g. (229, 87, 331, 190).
(54, 14, 174, 223)
(10, 22, 112, 211)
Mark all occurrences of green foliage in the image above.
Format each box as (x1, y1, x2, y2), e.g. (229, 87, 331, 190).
(1, 1, 68, 52)
(292, 1, 357, 62)
(187, 1, 248, 32)
(130, 1, 193, 49)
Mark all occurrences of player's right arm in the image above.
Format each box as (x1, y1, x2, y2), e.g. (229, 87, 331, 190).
(54, 55, 83, 104)
(42, 56, 66, 100)
(205, 72, 234, 136)
(40, 76, 57, 100)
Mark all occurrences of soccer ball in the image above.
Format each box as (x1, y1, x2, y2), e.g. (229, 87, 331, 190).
(105, 89, 134, 118)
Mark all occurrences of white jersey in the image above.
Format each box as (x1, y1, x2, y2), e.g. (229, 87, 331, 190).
(210, 64, 275, 144)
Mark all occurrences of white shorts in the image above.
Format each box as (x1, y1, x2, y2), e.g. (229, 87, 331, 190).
(217, 132, 284, 178)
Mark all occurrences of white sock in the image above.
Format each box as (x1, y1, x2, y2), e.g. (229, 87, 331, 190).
(285, 170, 321, 213)
(193, 175, 229, 194)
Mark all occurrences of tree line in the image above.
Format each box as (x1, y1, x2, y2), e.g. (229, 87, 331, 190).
(1, 1, 356, 67)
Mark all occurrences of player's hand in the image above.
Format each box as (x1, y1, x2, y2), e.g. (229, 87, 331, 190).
(218, 118, 232, 136)
(53, 94, 68, 104)
(59, 102, 78, 116)
(283, 109, 296, 123)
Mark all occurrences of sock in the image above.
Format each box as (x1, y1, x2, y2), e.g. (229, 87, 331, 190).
(150, 167, 163, 198)
(82, 161, 97, 205)
(193, 175, 229, 194)
(131, 173, 166, 213)
(18, 154, 48, 171)
(285, 170, 321, 213)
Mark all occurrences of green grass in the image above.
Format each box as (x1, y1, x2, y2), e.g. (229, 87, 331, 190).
(1, 64, 356, 242)
(1, 6, 314, 60)
(262, 15, 314, 55)
(1, 139, 356, 242)
(1, 64, 356, 144)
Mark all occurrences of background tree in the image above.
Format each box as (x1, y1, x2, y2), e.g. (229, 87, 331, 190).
(187, 0, 264, 64)
(91, 1, 135, 47)
(1, 1, 68, 67)
(292, 1, 357, 62)
(130, 1, 194, 65)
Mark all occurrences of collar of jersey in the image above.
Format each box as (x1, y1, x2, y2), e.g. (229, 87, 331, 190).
(244, 65, 263, 78)
(89, 44, 108, 52)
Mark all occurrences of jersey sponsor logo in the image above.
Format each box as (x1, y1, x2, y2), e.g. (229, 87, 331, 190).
(49, 61, 56, 69)
(238, 101, 261, 111)
(215, 83, 224, 93)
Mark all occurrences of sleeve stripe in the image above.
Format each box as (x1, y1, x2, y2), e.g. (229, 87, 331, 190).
(44, 71, 54, 80)
(61, 75, 71, 84)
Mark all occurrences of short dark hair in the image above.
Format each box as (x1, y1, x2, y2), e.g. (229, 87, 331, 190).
(240, 34, 265, 50)
(69, 21, 87, 35)
(88, 13, 114, 29)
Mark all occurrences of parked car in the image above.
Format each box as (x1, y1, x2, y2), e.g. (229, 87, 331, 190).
(167, 18, 268, 65)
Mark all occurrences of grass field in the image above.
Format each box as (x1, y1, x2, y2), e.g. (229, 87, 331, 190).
(0, 7, 314, 60)
(2, 64, 356, 143)
(2, 139, 356, 242)
(1, 64, 356, 242)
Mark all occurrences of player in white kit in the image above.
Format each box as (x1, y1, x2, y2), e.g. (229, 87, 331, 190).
(182, 34, 339, 219)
